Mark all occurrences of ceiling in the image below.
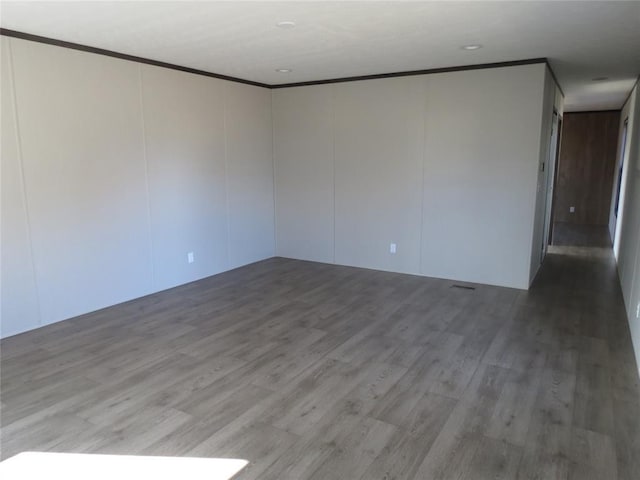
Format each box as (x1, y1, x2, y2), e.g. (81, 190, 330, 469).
(1, 1, 639, 111)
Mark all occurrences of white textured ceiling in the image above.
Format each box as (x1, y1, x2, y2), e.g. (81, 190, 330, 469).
(1, 1, 639, 111)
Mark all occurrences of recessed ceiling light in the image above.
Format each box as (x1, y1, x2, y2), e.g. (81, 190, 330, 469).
(592, 76, 609, 81)
(276, 21, 296, 29)
(461, 44, 483, 51)
(276, 68, 292, 73)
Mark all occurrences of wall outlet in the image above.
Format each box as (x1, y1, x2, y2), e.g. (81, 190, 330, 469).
(390, 243, 397, 254)
(569, 206, 575, 213)
(187, 252, 194, 264)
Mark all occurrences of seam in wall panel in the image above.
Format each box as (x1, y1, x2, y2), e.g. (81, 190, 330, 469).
(331, 85, 336, 264)
(6, 37, 43, 327)
(223, 83, 232, 269)
(138, 65, 156, 291)
(419, 76, 428, 276)
(271, 89, 277, 255)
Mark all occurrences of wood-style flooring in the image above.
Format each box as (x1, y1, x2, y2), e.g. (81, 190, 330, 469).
(1, 253, 639, 479)
(552, 222, 612, 247)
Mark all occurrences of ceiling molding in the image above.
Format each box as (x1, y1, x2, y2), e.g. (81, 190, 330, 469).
(272, 58, 549, 89)
(1, 28, 561, 93)
(0, 28, 271, 89)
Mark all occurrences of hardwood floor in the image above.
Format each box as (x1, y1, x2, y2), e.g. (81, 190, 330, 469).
(552, 221, 612, 247)
(1, 253, 639, 479)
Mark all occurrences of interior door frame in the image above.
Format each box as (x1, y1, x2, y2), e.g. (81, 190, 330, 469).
(612, 117, 630, 253)
(542, 110, 562, 259)
(548, 115, 562, 245)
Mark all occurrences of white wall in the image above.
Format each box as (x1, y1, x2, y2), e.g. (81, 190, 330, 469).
(0, 37, 274, 338)
(529, 68, 562, 284)
(422, 65, 547, 289)
(1, 38, 41, 335)
(141, 65, 228, 292)
(274, 63, 550, 289)
(0, 37, 563, 337)
(334, 77, 424, 275)
(9, 38, 153, 327)
(612, 83, 640, 374)
(273, 85, 335, 263)
(224, 82, 275, 269)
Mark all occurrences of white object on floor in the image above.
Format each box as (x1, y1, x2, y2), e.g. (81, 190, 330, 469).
(0, 452, 248, 480)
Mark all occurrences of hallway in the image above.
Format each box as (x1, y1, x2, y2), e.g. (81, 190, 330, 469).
(551, 222, 612, 248)
(1, 250, 639, 479)
(522, 248, 640, 479)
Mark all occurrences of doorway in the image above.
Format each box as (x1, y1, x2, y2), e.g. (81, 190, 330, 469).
(612, 118, 630, 255)
(542, 110, 561, 261)
(549, 111, 621, 249)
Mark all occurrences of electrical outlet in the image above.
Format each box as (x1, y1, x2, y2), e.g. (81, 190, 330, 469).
(187, 252, 194, 264)
(390, 243, 397, 254)
(569, 206, 575, 213)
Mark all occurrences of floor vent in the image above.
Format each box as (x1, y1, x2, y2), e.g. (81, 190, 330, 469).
(451, 284, 476, 290)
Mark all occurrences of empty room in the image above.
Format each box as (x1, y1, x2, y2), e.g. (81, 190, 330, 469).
(1, 1, 640, 479)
